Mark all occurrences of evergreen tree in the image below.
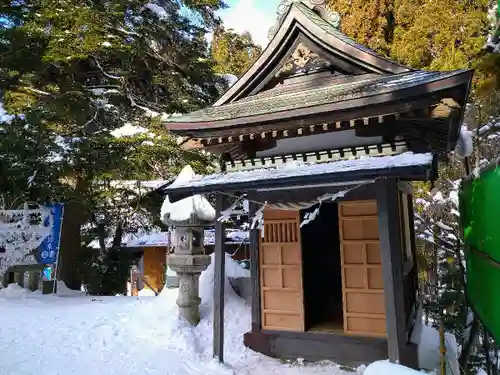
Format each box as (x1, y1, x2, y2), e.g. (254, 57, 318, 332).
(211, 25, 262, 77)
(327, 0, 494, 93)
(414, 91, 500, 374)
(0, 0, 224, 291)
(326, 0, 395, 56)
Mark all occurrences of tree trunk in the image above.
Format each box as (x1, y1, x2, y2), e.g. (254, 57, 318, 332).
(484, 328, 492, 375)
(57, 202, 85, 290)
(459, 314, 480, 374)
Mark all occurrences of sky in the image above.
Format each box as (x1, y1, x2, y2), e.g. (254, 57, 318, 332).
(217, 0, 281, 48)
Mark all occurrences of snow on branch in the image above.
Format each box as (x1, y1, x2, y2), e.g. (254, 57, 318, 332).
(478, 117, 500, 138)
(455, 126, 473, 158)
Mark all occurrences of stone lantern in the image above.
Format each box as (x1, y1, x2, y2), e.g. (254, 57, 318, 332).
(162, 192, 215, 326)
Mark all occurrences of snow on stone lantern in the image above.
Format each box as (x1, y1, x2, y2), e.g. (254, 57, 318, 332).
(161, 166, 216, 325)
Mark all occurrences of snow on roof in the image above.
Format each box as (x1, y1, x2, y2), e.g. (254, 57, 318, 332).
(162, 195, 216, 222)
(88, 229, 249, 249)
(166, 152, 433, 191)
(160, 166, 216, 222)
(127, 232, 170, 247)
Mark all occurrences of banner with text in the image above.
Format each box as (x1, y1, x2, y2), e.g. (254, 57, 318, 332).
(38, 203, 64, 265)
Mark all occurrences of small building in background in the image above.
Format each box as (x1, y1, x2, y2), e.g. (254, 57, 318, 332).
(121, 229, 249, 296)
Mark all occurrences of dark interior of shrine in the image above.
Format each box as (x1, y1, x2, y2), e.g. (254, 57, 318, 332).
(300, 202, 343, 332)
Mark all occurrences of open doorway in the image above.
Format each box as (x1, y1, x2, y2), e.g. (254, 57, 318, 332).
(300, 202, 343, 332)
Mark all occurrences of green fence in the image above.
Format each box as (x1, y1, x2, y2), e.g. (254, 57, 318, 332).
(460, 161, 500, 341)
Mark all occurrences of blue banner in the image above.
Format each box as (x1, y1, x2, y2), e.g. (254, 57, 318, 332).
(38, 203, 64, 265)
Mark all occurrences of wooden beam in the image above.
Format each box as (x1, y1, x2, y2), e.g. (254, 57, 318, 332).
(248, 200, 261, 330)
(376, 178, 407, 365)
(406, 191, 419, 337)
(213, 194, 227, 362)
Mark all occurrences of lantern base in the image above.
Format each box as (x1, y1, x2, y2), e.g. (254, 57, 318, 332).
(169, 254, 211, 326)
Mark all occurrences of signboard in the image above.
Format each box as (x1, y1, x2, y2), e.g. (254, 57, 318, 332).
(38, 203, 64, 265)
(460, 161, 500, 341)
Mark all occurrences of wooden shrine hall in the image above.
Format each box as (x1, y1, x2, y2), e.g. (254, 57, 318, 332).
(161, 0, 473, 368)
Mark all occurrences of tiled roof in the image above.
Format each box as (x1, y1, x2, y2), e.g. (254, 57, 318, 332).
(164, 152, 433, 192)
(163, 70, 465, 124)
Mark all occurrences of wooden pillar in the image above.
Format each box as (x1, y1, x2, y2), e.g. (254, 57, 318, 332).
(249, 201, 261, 330)
(213, 193, 227, 362)
(376, 178, 407, 364)
(406, 192, 419, 287)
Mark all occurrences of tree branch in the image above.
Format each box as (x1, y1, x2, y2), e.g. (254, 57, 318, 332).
(91, 56, 122, 80)
(13, 86, 54, 98)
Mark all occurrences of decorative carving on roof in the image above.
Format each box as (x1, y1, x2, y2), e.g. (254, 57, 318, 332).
(268, 0, 340, 41)
(276, 42, 332, 77)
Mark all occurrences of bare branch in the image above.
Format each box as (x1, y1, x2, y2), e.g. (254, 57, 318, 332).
(13, 86, 54, 97)
(91, 56, 122, 80)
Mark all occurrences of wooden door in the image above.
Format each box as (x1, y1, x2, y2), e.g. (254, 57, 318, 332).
(143, 246, 167, 293)
(260, 209, 305, 332)
(338, 201, 387, 337)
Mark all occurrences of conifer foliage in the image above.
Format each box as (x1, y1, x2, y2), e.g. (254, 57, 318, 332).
(211, 25, 262, 77)
(327, 0, 493, 92)
(0, 0, 224, 291)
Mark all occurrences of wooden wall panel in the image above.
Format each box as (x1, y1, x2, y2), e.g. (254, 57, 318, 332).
(339, 201, 386, 337)
(260, 209, 304, 332)
(143, 246, 167, 294)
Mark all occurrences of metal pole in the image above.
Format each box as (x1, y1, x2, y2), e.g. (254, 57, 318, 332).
(440, 315, 447, 375)
(52, 204, 65, 295)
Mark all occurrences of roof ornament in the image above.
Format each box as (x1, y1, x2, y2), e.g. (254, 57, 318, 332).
(268, 0, 341, 41)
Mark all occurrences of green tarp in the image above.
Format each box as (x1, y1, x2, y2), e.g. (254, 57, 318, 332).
(460, 161, 500, 341)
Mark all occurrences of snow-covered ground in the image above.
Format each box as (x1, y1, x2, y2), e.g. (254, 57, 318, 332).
(0, 258, 358, 375)
(0, 255, 446, 375)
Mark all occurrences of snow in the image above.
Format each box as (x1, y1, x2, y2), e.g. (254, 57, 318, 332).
(412, 323, 459, 375)
(161, 194, 216, 222)
(364, 361, 425, 375)
(111, 123, 148, 137)
(56, 280, 86, 297)
(108, 179, 168, 193)
(383, 72, 433, 88)
(144, 3, 168, 19)
(455, 126, 473, 158)
(220, 73, 238, 87)
(218, 252, 250, 278)
(138, 287, 156, 296)
(88, 228, 249, 249)
(127, 231, 170, 247)
(0, 102, 16, 124)
(436, 221, 453, 231)
(0, 256, 355, 375)
(165, 152, 433, 191)
(160, 166, 198, 221)
(0, 283, 34, 298)
(161, 166, 216, 222)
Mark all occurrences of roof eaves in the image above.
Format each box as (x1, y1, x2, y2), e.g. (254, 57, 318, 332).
(162, 161, 434, 196)
(163, 69, 472, 129)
